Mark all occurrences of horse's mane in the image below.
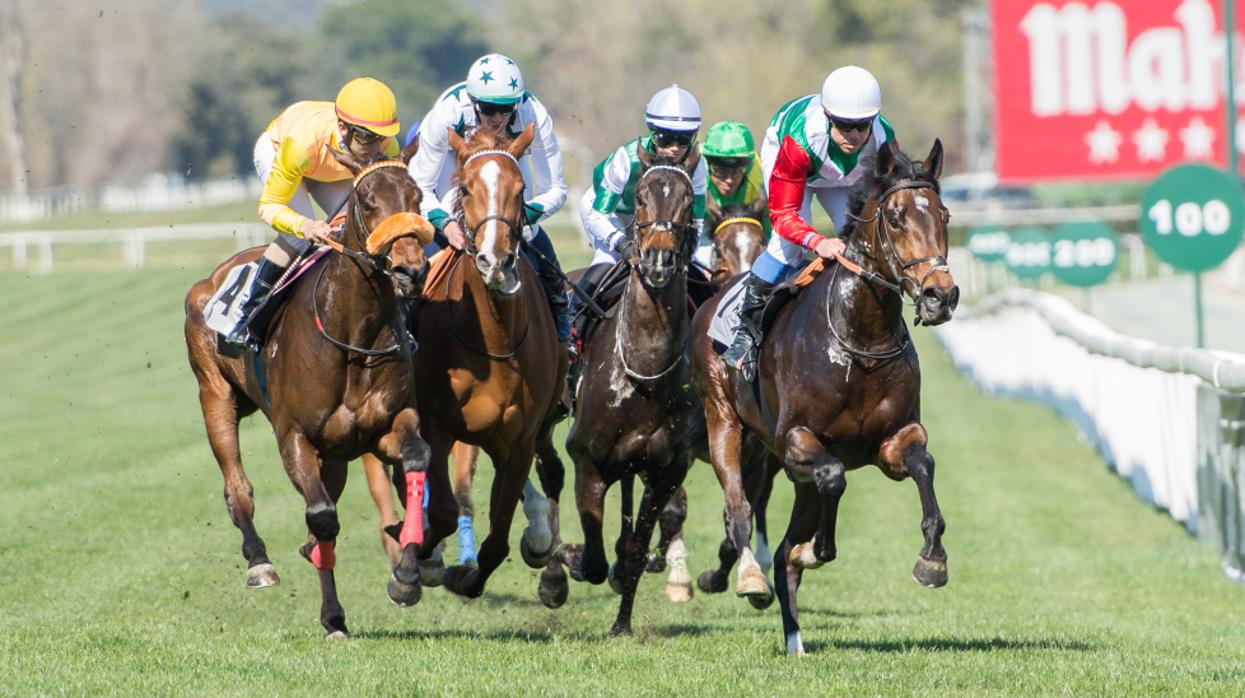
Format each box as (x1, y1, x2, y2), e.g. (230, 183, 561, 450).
(840, 144, 940, 239)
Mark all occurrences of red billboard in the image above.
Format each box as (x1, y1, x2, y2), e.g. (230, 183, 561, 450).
(993, 0, 1245, 183)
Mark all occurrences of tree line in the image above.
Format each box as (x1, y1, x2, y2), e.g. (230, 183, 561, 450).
(0, 0, 973, 195)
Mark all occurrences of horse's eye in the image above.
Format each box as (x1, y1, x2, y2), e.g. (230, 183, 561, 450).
(887, 211, 900, 226)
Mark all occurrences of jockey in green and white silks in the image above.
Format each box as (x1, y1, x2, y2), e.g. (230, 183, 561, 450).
(721, 66, 896, 378)
(407, 53, 572, 342)
(578, 85, 709, 270)
(702, 120, 770, 236)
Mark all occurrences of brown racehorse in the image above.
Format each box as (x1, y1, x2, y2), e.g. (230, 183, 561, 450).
(410, 125, 567, 600)
(690, 140, 957, 654)
(706, 201, 767, 285)
(542, 146, 705, 636)
(184, 144, 437, 637)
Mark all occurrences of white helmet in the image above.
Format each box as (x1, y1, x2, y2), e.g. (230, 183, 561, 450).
(465, 53, 525, 105)
(820, 66, 881, 120)
(645, 84, 701, 133)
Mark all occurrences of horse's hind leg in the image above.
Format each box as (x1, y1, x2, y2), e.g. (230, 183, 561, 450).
(195, 377, 277, 588)
(534, 422, 569, 609)
(450, 441, 481, 566)
(774, 482, 821, 656)
(361, 453, 401, 566)
(281, 433, 348, 638)
(650, 487, 692, 603)
(705, 402, 764, 599)
(881, 425, 948, 588)
(749, 455, 781, 575)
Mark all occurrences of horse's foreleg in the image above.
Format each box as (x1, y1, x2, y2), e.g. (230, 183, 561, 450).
(652, 487, 692, 603)
(450, 441, 481, 566)
(785, 426, 846, 564)
(283, 441, 348, 640)
(774, 482, 821, 656)
(361, 453, 401, 566)
(443, 444, 534, 599)
(906, 444, 947, 588)
(415, 428, 456, 587)
(612, 471, 681, 637)
(535, 420, 569, 608)
(606, 474, 636, 594)
(375, 408, 433, 606)
(197, 379, 277, 588)
(562, 457, 608, 585)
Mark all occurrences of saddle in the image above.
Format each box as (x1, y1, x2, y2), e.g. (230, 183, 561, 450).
(215, 248, 332, 358)
(708, 258, 826, 356)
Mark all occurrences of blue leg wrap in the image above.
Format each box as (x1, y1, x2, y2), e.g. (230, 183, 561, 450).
(457, 514, 477, 564)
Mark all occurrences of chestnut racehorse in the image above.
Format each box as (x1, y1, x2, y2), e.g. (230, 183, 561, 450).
(184, 143, 436, 637)
(690, 140, 957, 654)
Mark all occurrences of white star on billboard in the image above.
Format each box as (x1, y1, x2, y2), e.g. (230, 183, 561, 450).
(1084, 120, 1121, 164)
(1179, 116, 1216, 160)
(1132, 118, 1169, 162)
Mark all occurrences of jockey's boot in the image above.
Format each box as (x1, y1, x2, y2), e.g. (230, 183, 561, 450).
(720, 273, 774, 381)
(530, 247, 572, 344)
(569, 262, 613, 348)
(225, 257, 286, 352)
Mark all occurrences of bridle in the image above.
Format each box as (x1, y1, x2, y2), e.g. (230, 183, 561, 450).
(454, 149, 525, 258)
(843, 179, 950, 302)
(628, 164, 698, 271)
(312, 158, 420, 356)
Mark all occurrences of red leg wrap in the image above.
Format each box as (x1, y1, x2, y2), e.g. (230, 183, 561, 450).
(310, 540, 335, 571)
(400, 470, 426, 548)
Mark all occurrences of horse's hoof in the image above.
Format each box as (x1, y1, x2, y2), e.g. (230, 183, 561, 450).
(443, 565, 484, 599)
(747, 580, 775, 610)
(735, 565, 769, 598)
(538, 565, 569, 609)
(609, 622, 632, 638)
(913, 556, 948, 588)
(387, 573, 422, 607)
(325, 630, 350, 641)
(246, 563, 279, 588)
(665, 581, 692, 603)
(520, 534, 554, 569)
(790, 541, 825, 570)
(697, 570, 727, 594)
(607, 561, 624, 595)
(418, 557, 446, 588)
(645, 552, 667, 574)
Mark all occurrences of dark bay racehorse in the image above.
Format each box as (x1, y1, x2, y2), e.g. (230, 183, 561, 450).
(690, 140, 957, 654)
(542, 146, 704, 635)
(411, 125, 566, 599)
(184, 145, 437, 637)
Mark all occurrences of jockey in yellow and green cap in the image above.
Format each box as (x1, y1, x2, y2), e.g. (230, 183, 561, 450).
(225, 77, 402, 351)
(702, 120, 770, 236)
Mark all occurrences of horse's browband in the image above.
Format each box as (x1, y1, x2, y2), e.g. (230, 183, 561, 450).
(640, 164, 692, 187)
(463, 149, 520, 169)
(352, 159, 408, 186)
(714, 217, 763, 235)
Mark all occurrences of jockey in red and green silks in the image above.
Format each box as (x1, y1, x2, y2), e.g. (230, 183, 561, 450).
(702, 120, 770, 237)
(721, 66, 896, 378)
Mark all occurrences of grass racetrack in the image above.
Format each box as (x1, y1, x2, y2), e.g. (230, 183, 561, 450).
(2, 227, 1244, 695)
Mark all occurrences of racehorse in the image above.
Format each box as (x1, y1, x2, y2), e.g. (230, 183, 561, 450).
(410, 125, 566, 600)
(706, 202, 767, 284)
(689, 140, 957, 654)
(542, 144, 705, 635)
(184, 142, 437, 637)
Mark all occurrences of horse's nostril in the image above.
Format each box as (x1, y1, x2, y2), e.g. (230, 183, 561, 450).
(949, 286, 960, 310)
(922, 287, 945, 303)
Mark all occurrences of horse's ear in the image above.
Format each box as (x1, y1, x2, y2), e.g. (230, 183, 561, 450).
(923, 138, 944, 180)
(508, 123, 536, 159)
(400, 136, 419, 165)
(448, 128, 469, 163)
(875, 140, 896, 177)
(748, 195, 768, 222)
(331, 145, 361, 173)
(682, 143, 701, 175)
(637, 140, 654, 169)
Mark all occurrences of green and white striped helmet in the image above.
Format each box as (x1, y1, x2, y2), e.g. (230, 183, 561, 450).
(465, 53, 525, 105)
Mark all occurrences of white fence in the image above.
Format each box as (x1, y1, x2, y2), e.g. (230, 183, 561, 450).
(0, 175, 261, 224)
(936, 289, 1245, 582)
(0, 223, 271, 272)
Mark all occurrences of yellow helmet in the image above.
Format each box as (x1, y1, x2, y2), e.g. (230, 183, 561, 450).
(334, 77, 400, 138)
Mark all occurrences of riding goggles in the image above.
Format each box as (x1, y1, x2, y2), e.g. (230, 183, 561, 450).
(475, 100, 517, 117)
(348, 125, 385, 145)
(707, 155, 750, 170)
(828, 115, 874, 133)
(650, 130, 696, 148)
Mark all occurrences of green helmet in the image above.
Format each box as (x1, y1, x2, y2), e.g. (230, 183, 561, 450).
(703, 121, 755, 158)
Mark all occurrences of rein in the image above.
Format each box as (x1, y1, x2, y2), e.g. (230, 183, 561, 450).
(844, 179, 950, 304)
(311, 159, 415, 356)
(614, 277, 687, 382)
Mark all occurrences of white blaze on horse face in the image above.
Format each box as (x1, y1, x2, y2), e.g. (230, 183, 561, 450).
(479, 160, 502, 262)
(734, 229, 756, 272)
(914, 194, 930, 213)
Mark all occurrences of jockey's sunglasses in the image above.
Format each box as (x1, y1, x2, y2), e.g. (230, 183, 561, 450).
(829, 115, 873, 133)
(651, 130, 696, 148)
(348, 125, 384, 145)
(475, 101, 517, 117)
(707, 156, 750, 170)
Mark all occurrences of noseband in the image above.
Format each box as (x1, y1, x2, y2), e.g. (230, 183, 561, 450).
(629, 164, 697, 267)
(845, 179, 950, 302)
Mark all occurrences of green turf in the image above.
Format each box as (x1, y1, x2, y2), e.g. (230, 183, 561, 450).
(1, 245, 1243, 695)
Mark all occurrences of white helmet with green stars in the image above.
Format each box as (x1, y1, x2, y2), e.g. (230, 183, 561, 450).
(465, 53, 525, 105)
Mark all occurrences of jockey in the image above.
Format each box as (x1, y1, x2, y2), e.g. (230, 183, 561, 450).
(226, 77, 402, 350)
(407, 53, 572, 343)
(721, 66, 896, 376)
(702, 120, 770, 236)
(575, 85, 709, 307)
